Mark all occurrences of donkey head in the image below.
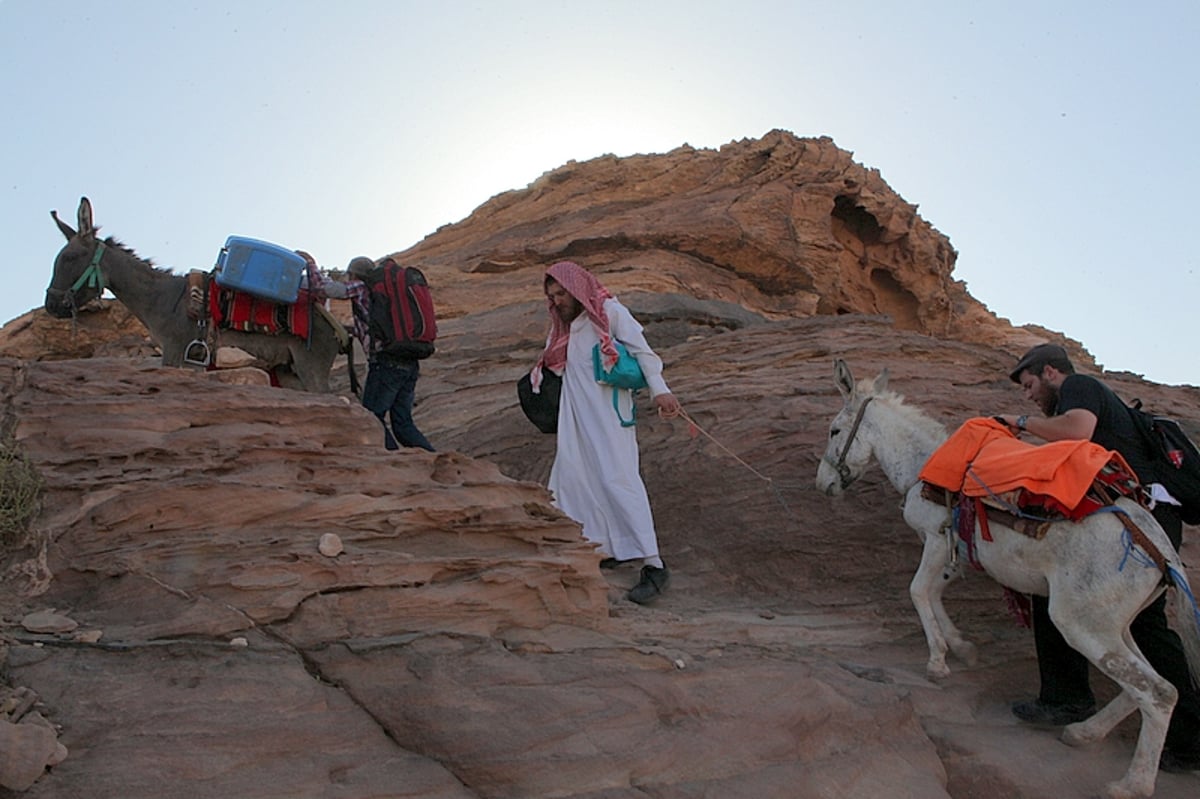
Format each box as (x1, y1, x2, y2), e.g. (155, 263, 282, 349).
(45, 197, 105, 318)
(815, 358, 888, 495)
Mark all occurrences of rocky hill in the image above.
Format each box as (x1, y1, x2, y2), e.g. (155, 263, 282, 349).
(1, 130, 1197, 798)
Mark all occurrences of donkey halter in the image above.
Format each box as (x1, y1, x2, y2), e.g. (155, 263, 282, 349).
(48, 241, 108, 314)
(826, 395, 874, 488)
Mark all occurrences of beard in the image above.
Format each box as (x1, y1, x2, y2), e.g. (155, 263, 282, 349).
(555, 299, 583, 323)
(1038, 383, 1059, 416)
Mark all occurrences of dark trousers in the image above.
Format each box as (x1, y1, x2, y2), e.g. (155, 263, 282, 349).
(361, 356, 434, 452)
(1031, 503, 1199, 754)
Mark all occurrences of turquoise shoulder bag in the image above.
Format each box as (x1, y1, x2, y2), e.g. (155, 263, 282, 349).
(593, 341, 647, 426)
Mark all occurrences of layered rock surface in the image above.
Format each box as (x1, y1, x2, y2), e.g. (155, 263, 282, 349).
(1, 131, 1197, 797)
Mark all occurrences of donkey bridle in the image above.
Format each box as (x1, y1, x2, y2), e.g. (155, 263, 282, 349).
(825, 395, 874, 488)
(47, 241, 108, 315)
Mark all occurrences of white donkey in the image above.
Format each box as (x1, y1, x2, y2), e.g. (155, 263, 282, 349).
(815, 359, 1200, 799)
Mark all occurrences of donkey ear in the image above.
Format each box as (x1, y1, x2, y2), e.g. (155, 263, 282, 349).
(874, 367, 890, 393)
(834, 359, 855, 400)
(50, 209, 76, 241)
(77, 196, 95, 240)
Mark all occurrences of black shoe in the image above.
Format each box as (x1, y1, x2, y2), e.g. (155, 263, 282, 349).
(1011, 698, 1096, 727)
(627, 564, 670, 605)
(1160, 748, 1200, 773)
(599, 558, 620, 570)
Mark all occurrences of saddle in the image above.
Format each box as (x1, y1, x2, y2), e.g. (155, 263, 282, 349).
(182, 270, 341, 369)
(919, 417, 1165, 576)
(208, 281, 314, 339)
(920, 417, 1142, 517)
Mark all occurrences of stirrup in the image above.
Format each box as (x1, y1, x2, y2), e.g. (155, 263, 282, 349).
(183, 339, 211, 367)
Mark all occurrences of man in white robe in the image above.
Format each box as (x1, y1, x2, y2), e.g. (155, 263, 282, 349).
(531, 261, 681, 604)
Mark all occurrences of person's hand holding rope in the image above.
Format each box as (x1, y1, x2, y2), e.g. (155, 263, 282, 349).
(654, 392, 683, 419)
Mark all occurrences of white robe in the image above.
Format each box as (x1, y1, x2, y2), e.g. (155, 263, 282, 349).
(547, 298, 670, 562)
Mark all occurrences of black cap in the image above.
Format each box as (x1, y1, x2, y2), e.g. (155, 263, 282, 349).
(1009, 343, 1072, 383)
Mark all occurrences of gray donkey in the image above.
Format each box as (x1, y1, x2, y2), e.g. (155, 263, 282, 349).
(46, 197, 346, 392)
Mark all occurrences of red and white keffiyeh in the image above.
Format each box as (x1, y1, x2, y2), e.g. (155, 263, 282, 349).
(532, 261, 620, 390)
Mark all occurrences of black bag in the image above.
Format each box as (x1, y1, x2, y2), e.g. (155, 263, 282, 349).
(363, 259, 437, 359)
(1127, 399, 1200, 524)
(517, 368, 562, 434)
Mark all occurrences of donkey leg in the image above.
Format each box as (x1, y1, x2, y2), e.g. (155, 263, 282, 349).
(929, 557, 977, 667)
(1065, 657, 1172, 799)
(910, 533, 957, 680)
(159, 343, 186, 368)
(1059, 617, 1150, 745)
(1054, 622, 1175, 798)
(1101, 661, 1174, 799)
(1062, 690, 1136, 746)
(288, 341, 333, 393)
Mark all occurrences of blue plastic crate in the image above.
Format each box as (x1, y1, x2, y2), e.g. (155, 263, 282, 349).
(214, 236, 305, 304)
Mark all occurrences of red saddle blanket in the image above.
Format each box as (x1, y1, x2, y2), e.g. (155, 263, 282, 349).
(209, 282, 313, 339)
(919, 417, 1139, 520)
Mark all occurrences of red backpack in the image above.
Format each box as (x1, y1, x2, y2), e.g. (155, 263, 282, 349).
(363, 258, 437, 359)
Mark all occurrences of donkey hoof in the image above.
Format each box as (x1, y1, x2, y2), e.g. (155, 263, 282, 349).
(925, 661, 951, 681)
(1061, 726, 1085, 746)
(1103, 778, 1149, 799)
(951, 640, 978, 667)
(1061, 721, 1100, 747)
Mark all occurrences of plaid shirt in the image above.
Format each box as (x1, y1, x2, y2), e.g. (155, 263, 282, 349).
(305, 269, 372, 352)
(342, 279, 371, 353)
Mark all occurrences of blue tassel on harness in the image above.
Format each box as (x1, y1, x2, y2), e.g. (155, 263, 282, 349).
(1167, 565, 1200, 631)
(1106, 506, 1200, 630)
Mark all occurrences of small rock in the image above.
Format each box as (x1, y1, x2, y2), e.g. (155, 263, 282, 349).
(20, 611, 77, 635)
(318, 533, 343, 557)
(73, 629, 103, 644)
(213, 346, 258, 369)
(230, 637, 249, 648)
(0, 719, 58, 791)
(46, 742, 69, 767)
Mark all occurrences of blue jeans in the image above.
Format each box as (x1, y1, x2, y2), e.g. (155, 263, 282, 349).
(361, 357, 434, 452)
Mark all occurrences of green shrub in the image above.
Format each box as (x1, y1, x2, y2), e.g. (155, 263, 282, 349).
(0, 440, 42, 547)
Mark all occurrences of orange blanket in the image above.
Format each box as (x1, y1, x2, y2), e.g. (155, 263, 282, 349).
(919, 417, 1135, 513)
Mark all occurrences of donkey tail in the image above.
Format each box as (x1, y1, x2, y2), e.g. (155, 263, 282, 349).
(1167, 564, 1200, 688)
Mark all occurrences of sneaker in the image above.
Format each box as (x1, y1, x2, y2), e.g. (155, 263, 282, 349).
(1160, 748, 1200, 773)
(1011, 698, 1096, 727)
(627, 564, 670, 605)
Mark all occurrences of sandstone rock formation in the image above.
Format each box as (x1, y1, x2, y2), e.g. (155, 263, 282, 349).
(397, 130, 1060, 362)
(0, 131, 1197, 797)
(0, 300, 156, 362)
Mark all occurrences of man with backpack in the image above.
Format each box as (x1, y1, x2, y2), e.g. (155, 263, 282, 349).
(342, 256, 435, 452)
(999, 343, 1200, 773)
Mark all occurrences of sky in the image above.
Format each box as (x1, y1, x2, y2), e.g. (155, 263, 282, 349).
(3, 1, 1198, 385)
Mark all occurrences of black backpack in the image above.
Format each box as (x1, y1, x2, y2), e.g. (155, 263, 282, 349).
(1126, 399, 1200, 524)
(363, 259, 437, 359)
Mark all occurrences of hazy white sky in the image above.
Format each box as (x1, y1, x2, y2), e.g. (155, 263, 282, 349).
(3, 1, 1198, 384)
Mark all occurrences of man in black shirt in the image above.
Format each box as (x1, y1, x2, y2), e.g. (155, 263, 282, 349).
(999, 343, 1200, 773)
